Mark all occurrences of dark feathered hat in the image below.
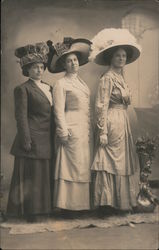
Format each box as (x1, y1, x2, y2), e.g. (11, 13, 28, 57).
(15, 42, 49, 68)
(47, 37, 92, 73)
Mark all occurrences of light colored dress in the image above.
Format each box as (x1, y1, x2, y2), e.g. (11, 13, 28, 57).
(53, 73, 93, 210)
(92, 69, 139, 210)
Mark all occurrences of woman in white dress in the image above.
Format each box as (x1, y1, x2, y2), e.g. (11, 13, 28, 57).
(89, 29, 141, 214)
(47, 38, 93, 212)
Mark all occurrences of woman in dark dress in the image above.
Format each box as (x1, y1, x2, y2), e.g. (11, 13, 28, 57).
(7, 42, 55, 222)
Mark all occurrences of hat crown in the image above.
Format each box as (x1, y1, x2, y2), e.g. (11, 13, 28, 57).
(15, 42, 49, 58)
(91, 28, 138, 48)
(54, 37, 74, 56)
(54, 43, 70, 56)
(15, 42, 49, 68)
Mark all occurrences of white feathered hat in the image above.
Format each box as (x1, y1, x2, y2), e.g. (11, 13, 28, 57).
(89, 28, 141, 65)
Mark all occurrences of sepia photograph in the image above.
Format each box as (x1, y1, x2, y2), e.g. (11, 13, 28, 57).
(1, 0, 159, 249)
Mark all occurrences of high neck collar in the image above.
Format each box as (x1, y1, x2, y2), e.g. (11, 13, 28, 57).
(65, 73, 78, 79)
(110, 67, 122, 76)
(30, 78, 42, 85)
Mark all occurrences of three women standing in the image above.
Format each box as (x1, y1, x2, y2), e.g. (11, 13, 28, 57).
(47, 38, 93, 211)
(7, 29, 141, 219)
(7, 43, 55, 221)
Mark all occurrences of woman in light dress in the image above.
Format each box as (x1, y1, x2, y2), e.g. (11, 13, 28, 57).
(90, 29, 141, 214)
(47, 38, 93, 213)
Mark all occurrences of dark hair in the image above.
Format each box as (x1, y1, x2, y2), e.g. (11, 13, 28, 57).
(22, 62, 46, 77)
(105, 46, 133, 66)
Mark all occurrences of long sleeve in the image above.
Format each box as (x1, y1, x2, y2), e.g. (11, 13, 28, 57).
(14, 86, 31, 146)
(53, 81, 68, 137)
(95, 75, 113, 136)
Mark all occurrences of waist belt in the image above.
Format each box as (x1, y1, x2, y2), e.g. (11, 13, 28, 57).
(109, 103, 127, 110)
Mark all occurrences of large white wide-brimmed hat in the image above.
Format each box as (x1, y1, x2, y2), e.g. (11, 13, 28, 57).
(47, 37, 92, 73)
(89, 28, 141, 65)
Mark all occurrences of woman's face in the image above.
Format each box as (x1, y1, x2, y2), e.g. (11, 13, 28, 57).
(64, 53, 79, 74)
(28, 63, 44, 80)
(110, 48, 127, 69)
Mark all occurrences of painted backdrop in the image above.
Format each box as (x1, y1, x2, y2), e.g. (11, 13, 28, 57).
(1, 0, 159, 210)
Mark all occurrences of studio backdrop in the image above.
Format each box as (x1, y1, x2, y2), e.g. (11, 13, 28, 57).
(1, 0, 159, 210)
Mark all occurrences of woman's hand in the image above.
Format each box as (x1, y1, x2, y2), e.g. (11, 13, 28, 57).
(99, 134, 108, 147)
(60, 135, 69, 145)
(59, 130, 72, 145)
(23, 141, 32, 152)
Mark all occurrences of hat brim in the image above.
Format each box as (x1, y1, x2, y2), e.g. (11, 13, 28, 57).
(48, 40, 91, 73)
(94, 44, 141, 65)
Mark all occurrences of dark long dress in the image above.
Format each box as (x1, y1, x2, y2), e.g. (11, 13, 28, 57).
(7, 79, 55, 217)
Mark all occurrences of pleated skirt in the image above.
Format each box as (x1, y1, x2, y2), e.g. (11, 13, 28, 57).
(7, 157, 52, 216)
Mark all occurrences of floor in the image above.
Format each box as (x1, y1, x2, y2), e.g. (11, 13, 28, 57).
(1, 223, 158, 250)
